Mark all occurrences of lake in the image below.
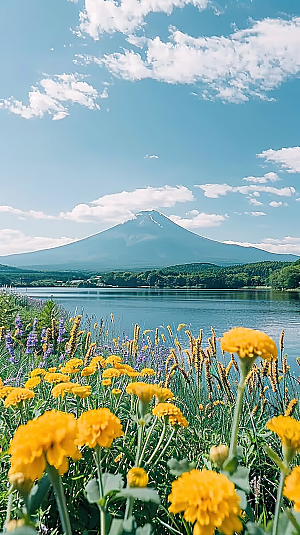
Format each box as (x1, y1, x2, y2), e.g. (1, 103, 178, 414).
(13, 287, 300, 362)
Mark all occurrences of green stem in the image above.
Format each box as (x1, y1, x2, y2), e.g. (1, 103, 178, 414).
(139, 419, 157, 466)
(150, 428, 175, 468)
(124, 497, 134, 521)
(4, 488, 13, 531)
(272, 471, 286, 535)
(46, 463, 72, 535)
(285, 509, 300, 535)
(135, 424, 144, 467)
(94, 446, 106, 535)
(228, 365, 248, 458)
(145, 419, 167, 467)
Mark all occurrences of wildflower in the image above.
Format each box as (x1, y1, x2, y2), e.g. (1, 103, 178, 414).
(267, 415, 300, 462)
(15, 314, 23, 337)
(5, 331, 15, 360)
(76, 408, 123, 449)
(90, 355, 107, 368)
(72, 385, 92, 398)
(153, 403, 188, 427)
(199, 403, 204, 410)
(106, 355, 122, 366)
(4, 388, 35, 408)
(81, 365, 97, 377)
(44, 372, 70, 383)
(24, 377, 41, 390)
(127, 467, 149, 488)
(221, 327, 277, 361)
(102, 368, 121, 379)
(51, 382, 75, 398)
(60, 358, 83, 374)
(153, 386, 174, 402)
(0, 386, 14, 399)
(126, 382, 156, 404)
(112, 388, 121, 396)
(25, 319, 38, 355)
(114, 453, 123, 463)
(140, 368, 156, 377)
(9, 410, 81, 481)
(284, 466, 300, 511)
(9, 471, 33, 495)
(209, 444, 229, 468)
(48, 367, 57, 373)
(102, 379, 112, 386)
(168, 469, 242, 535)
(84, 342, 96, 364)
(57, 318, 66, 343)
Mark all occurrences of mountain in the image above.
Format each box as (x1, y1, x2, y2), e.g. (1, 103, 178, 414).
(0, 210, 298, 270)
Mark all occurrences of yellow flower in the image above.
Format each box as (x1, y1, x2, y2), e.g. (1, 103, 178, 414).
(24, 377, 41, 390)
(221, 327, 277, 361)
(4, 388, 35, 408)
(112, 388, 121, 396)
(72, 385, 92, 398)
(114, 453, 123, 463)
(127, 467, 149, 488)
(284, 466, 300, 511)
(267, 415, 300, 458)
(81, 365, 97, 377)
(8, 410, 81, 481)
(126, 382, 156, 403)
(168, 469, 242, 535)
(153, 403, 188, 428)
(44, 372, 70, 383)
(153, 386, 174, 402)
(51, 382, 75, 398)
(60, 358, 83, 374)
(90, 356, 107, 368)
(102, 379, 112, 386)
(0, 386, 14, 399)
(125, 370, 140, 378)
(9, 471, 33, 495)
(140, 368, 156, 377)
(102, 368, 121, 378)
(76, 408, 123, 448)
(48, 367, 57, 373)
(30, 368, 46, 378)
(106, 355, 123, 366)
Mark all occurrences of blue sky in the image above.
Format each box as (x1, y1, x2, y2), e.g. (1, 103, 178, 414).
(0, 0, 300, 257)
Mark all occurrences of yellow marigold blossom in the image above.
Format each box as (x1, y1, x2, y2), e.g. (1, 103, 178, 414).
(44, 372, 70, 383)
(0, 377, 3, 388)
(48, 367, 57, 373)
(81, 365, 97, 377)
(153, 386, 174, 402)
(127, 467, 149, 488)
(90, 356, 107, 368)
(9, 410, 81, 481)
(140, 368, 156, 377)
(0, 386, 14, 399)
(112, 388, 122, 396)
(102, 368, 121, 378)
(221, 327, 277, 361)
(30, 368, 46, 378)
(168, 469, 242, 535)
(267, 415, 300, 452)
(72, 385, 92, 398)
(284, 466, 300, 511)
(51, 382, 75, 398)
(4, 388, 34, 408)
(102, 379, 112, 386)
(125, 370, 140, 378)
(76, 408, 123, 448)
(106, 355, 123, 366)
(61, 358, 83, 373)
(153, 403, 188, 428)
(24, 377, 41, 390)
(126, 382, 156, 403)
(115, 363, 135, 372)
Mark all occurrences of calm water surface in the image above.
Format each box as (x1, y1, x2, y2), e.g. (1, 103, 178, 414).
(15, 287, 300, 360)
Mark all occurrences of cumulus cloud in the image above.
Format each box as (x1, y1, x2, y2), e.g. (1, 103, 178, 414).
(0, 206, 55, 220)
(248, 198, 263, 206)
(93, 17, 300, 102)
(196, 183, 295, 198)
(0, 73, 101, 120)
(60, 185, 194, 222)
(223, 237, 300, 256)
(269, 201, 283, 207)
(243, 172, 280, 184)
(169, 210, 227, 228)
(144, 154, 159, 159)
(245, 211, 266, 217)
(257, 146, 300, 173)
(78, 0, 211, 39)
(0, 229, 76, 256)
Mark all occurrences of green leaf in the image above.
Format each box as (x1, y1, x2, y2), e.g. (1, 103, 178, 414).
(103, 473, 124, 495)
(226, 466, 250, 493)
(136, 525, 152, 535)
(263, 445, 290, 475)
(108, 519, 124, 535)
(167, 458, 196, 477)
(236, 489, 247, 510)
(28, 475, 50, 515)
(222, 455, 239, 474)
(118, 488, 160, 504)
(85, 479, 101, 504)
(245, 523, 267, 535)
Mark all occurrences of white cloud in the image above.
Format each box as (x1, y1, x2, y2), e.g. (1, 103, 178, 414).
(245, 211, 266, 217)
(78, 0, 211, 39)
(0, 229, 76, 256)
(95, 17, 300, 102)
(169, 210, 227, 228)
(0, 205, 55, 220)
(196, 183, 295, 198)
(0, 73, 100, 120)
(144, 154, 159, 159)
(257, 146, 300, 173)
(223, 237, 300, 255)
(248, 198, 263, 206)
(243, 172, 280, 184)
(269, 201, 283, 207)
(60, 185, 194, 222)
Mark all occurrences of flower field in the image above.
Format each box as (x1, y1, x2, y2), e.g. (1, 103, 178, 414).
(0, 291, 300, 535)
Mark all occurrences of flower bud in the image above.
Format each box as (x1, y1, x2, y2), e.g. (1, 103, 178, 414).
(6, 520, 25, 532)
(209, 444, 229, 468)
(127, 467, 149, 488)
(9, 471, 33, 496)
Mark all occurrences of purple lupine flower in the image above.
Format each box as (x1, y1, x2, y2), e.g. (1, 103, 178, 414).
(25, 319, 38, 355)
(42, 344, 53, 364)
(40, 328, 47, 344)
(5, 331, 15, 361)
(57, 318, 66, 343)
(15, 314, 23, 337)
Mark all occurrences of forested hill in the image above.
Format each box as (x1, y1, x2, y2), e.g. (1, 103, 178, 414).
(1, 260, 299, 289)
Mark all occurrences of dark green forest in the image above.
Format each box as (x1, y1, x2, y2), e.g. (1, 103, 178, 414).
(1, 259, 300, 289)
